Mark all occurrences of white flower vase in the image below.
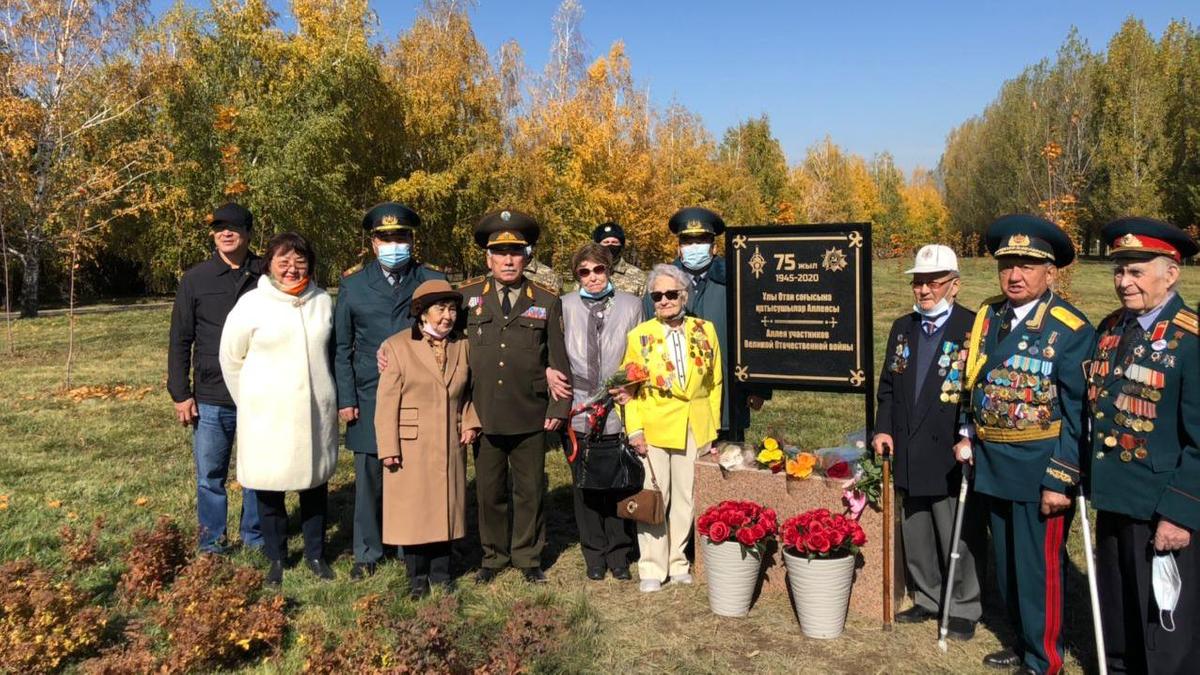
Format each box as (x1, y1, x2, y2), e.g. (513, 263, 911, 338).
(783, 550, 857, 638)
(701, 538, 762, 617)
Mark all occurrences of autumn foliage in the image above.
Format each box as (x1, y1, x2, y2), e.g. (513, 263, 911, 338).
(0, 560, 109, 672)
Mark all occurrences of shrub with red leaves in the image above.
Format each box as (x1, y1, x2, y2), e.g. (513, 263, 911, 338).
(0, 560, 108, 672)
(60, 516, 106, 570)
(119, 515, 188, 602)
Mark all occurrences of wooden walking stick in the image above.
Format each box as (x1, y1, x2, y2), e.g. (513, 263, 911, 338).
(882, 440, 894, 629)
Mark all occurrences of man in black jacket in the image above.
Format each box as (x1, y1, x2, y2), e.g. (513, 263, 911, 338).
(167, 203, 263, 554)
(873, 244, 984, 640)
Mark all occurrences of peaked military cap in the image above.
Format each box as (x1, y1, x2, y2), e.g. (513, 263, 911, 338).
(206, 203, 253, 232)
(668, 207, 725, 237)
(362, 202, 421, 233)
(986, 214, 1074, 267)
(474, 209, 540, 249)
(1102, 216, 1198, 262)
(593, 221, 626, 245)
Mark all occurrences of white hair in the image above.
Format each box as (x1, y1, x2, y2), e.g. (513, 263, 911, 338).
(647, 264, 691, 294)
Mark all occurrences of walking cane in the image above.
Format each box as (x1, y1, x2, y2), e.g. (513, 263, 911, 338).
(882, 441, 894, 629)
(1077, 494, 1108, 675)
(938, 464, 971, 653)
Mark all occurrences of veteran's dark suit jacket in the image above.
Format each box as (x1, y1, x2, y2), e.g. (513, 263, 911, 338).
(334, 261, 446, 455)
(875, 303, 975, 497)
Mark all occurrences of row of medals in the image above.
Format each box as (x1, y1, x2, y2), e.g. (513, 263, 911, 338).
(978, 336, 1056, 430)
(891, 340, 967, 404)
(1093, 334, 1174, 463)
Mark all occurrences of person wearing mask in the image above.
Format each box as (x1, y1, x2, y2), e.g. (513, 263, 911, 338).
(873, 244, 984, 640)
(167, 203, 264, 554)
(953, 215, 1094, 674)
(624, 264, 723, 592)
(334, 203, 446, 579)
(593, 222, 647, 297)
(560, 243, 644, 581)
(1087, 217, 1200, 673)
(219, 232, 338, 585)
(375, 280, 481, 598)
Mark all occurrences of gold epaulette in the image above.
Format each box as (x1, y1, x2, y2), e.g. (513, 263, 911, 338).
(1173, 308, 1199, 335)
(455, 274, 486, 290)
(423, 262, 444, 273)
(1050, 305, 1085, 331)
(341, 263, 364, 278)
(1098, 308, 1124, 332)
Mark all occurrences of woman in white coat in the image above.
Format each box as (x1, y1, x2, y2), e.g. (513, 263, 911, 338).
(220, 232, 338, 585)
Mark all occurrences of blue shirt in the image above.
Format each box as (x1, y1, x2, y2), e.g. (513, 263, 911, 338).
(1130, 292, 1176, 331)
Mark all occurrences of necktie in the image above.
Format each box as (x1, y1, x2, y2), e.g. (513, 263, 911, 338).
(501, 286, 513, 316)
(922, 311, 948, 335)
(1116, 316, 1143, 364)
(997, 306, 1015, 341)
(389, 270, 404, 294)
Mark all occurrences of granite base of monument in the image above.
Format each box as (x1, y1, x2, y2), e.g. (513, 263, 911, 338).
(693, 457, 903, 624)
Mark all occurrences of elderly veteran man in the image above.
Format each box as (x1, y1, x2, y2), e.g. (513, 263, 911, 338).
(1087, 217, 1200, 674)
(593, 221, 647, 296)
(873, 244, 984, 640)
(334, 202, 446, 579)
(952, 214, 1094, 675)
(459, 210, 571, 584)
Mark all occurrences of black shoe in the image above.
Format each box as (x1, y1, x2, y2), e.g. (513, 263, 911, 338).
(265, 561, 283, 587)
(410, 577, 431, 599)
(611, 566, 632, 581)
(522, 567, 548, 584)
(1013, 668, 1037, 675)
(982, 648, 1022, 669)
(349, 562, 377, 580)
(586, 567, 606, 581)
(895, 605, 937, 623)
(475, 567, 500, 584)
(944, 617, 975, 641)
(305, 558, 335, 581)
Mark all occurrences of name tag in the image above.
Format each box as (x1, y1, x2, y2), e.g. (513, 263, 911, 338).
(521, 306, 547, 320)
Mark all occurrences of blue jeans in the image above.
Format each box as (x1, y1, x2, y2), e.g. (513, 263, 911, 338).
(194, 403, 262, 551)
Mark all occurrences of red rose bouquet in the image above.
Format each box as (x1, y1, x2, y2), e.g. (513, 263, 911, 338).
(779, 507, 867, 560)
(697, 500, 778, 556)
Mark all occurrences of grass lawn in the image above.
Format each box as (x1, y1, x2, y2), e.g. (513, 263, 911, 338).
(1, 258, 1197, 673)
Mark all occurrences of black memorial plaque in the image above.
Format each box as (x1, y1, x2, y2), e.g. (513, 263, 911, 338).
(726, 223, 873, 393)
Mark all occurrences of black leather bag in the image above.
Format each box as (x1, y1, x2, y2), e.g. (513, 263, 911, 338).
(575, 434, 644, 491)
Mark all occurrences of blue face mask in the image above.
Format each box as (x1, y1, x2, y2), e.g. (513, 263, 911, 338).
(680, 243, 713, 270)
(378, 242, 411, 268)
(579, 281, 614, 299)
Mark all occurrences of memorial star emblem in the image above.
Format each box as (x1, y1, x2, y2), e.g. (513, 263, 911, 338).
(821, 247, 848, 272)
(748, 245, 766, 279)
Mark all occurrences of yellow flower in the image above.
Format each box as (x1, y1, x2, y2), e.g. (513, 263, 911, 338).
(756, 447, 783, 464)
(786, 453, 817, 479)
(761, 437, 779, 452)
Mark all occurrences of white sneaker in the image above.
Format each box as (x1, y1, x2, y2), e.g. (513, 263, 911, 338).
(669, 573, 693, 585)
(639, 579, 662, 593)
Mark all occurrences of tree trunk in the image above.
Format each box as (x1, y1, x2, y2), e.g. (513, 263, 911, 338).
(19, 240, 41, 318)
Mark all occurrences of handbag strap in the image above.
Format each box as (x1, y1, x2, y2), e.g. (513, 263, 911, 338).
(641, 452, 661, 491)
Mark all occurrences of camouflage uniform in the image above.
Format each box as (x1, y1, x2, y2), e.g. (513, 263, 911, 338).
(609, 257, 647, 297)
(524, 257, 563, 293)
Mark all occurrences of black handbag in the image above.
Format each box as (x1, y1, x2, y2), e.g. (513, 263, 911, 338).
(575, 433, 644, 491)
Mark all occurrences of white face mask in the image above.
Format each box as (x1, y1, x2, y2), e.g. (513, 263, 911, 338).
(913, 297, 952, 318)
(422, 321, 450, 340)
(1153, 552, 1182, 632)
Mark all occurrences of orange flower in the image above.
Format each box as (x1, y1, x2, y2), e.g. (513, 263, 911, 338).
(47, 499, 63, 509)
(134, 496, 149, 507)
(786, 453, 817, 479)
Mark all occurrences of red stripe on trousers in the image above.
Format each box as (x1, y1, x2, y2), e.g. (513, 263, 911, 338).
(1042, 514, 1064, 675)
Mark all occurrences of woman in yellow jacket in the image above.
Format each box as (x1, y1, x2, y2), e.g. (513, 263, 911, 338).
(623, 264, 722, 592)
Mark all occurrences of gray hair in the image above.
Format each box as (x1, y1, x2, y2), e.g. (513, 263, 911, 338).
(647, 264, 691, 294)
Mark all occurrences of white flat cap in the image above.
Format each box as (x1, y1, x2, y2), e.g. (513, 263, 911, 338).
(904, 244, 958, 275)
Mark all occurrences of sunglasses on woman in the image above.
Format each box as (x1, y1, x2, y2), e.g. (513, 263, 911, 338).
(575, 264, 607, 278)
(650, 289, 682, 302)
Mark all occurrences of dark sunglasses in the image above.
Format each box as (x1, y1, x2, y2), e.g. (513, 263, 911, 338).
(650, 289, 682, 302)
(575, 264, 607, 278)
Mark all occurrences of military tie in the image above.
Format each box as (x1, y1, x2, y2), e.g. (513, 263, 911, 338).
(389, 270, 404, 295)
(996, 305, 1015, 342)
(501, 286, 513, 316)
(1116, 315, 1143, 364)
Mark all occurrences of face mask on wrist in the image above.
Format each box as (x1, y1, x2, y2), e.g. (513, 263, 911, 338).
(913, 297, 952, 318)
(680, 243, 712, 270)
(378, 243, 411, 268)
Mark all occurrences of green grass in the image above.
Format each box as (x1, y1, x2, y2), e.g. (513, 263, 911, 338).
(1, 258, 1198, 673)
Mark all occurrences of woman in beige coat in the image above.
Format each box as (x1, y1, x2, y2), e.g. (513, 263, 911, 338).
(375, 279, 481, 598)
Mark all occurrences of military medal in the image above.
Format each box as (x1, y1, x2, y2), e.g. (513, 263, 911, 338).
(1134, 344, 1146, 358)
(1018, 339, 1028, 350)
(1152, 340, 1167, 351)
(1043, 346, 1055, 359)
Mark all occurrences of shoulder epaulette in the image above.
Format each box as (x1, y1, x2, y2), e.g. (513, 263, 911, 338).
(341, 263, 364, 278)
(528, 280, 560, 296)
(1050, 305, 1085, 331)
(1098, 308, 1124, 332)
(1173, 308, 1198, 335)
(980, 294, 1006, 310)
(422, 262, 443, 273)
(455, 275, 486, 290)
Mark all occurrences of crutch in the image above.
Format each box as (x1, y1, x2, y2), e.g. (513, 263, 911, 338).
(1077, 493, 1108, 675)
(938, 464, 971, 652)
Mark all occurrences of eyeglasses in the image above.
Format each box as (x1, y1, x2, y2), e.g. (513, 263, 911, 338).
(650, 289, 683, 302)
(275, 259, 309, 271)
(575, 264, 607, 278)
(910, 277, 955, 290)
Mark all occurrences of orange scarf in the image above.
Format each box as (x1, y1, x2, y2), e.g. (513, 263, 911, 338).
(278, 277, 309, 296)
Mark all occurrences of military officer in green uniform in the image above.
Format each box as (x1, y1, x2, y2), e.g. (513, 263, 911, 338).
(334, 202, 446, 579)
(524, 250, 564, 292)
(593, 221, 647, 296)
(953, 214, 1094, 675)
(1087, 217, 1200, 674)
(459, 210, 571, 584)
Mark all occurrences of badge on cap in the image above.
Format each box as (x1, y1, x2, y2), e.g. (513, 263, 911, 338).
(382, 214, 398, 227)
(1008, 233, 1030, 247)
(501, 210, 511, 222)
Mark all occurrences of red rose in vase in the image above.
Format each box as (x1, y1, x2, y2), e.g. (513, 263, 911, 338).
(709, 521, 730, 544)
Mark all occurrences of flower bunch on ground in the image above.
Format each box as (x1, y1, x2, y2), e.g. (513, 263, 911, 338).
(779, 508, 867, 559)
(697, 500, 778, 555)
(755, 437, 785, 472)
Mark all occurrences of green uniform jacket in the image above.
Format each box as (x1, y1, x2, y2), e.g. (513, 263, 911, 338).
(459, 275, 571, 434)
(1086, 294, 1200, 531)
(964, 291, 1094, 503)
(333, 261, 446, 454)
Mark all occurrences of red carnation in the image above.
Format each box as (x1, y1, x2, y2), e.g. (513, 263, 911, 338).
(709, 521, 730, 544)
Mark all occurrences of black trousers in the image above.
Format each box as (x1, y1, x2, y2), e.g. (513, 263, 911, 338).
(1097, 511, 1200, 674)
(474, 431, 546, 570)
(570, 458, 635, 572)
(255, 483, 328, 563)
(404, 541, 452, 585)
(353, 452, 385, 564)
